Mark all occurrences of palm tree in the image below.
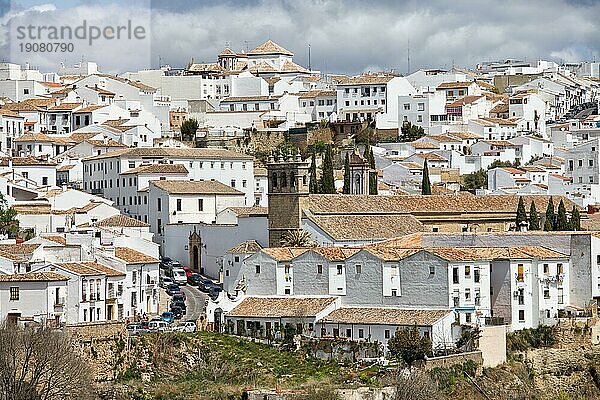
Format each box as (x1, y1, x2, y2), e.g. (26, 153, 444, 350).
(280, 230, 315, 247)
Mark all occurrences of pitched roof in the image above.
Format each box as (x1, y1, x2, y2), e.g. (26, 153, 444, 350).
(114, 247, 158, 264)
(226, 206, 268, 217)
(437, 81, 475, 89)
(447, 131, 483, 139)
(262, 248, 311, 261)
(427, 246, 568, 261)
(227, 240, 263, 254)
(0, 272, 68, 282)
(121, 163, 188, 175)
(57, 262, 106, 276)
(446, 95, 484, 107)
(306, 194, 579, 215)
(227, 297, 336, 318)
(337, 74, 395, 86)
(74, 105, 108, 113)
(0, 244, 41, 261)
(248, 40, 294, 56)
(85, 139, 127, 148)
(220, 95, 281, 103)
(83, 147, 253, 161)
(322, 307, 451, 326)
(150, 179, 243, 195)
(48, 102, 82, 111)
(95, 214, 149, 228)
(306, 214, 424, 241)
(41, 236, 66, 245)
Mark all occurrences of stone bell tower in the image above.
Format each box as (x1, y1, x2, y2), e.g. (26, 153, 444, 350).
(267, 151, 310, 247)
(348, 151, 370, 195)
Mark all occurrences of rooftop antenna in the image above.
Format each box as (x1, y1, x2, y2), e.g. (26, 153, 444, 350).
(308, 44, 311, 71)
(244, 40, 249, 53)
(407, 37, 411, 75)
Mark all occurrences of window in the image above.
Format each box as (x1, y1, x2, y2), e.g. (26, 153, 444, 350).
(242, 180, 247, 188)
(346, 328, 352, 337)
(417, 103, 425, 111)
(384, 329, 390, 339)
(474, 268, 480, 283)
(157, 198, 162, 211)
(465, 313, 472, 323)
(597, 255, 600, 265)
(225, 270, 229, 277)
(429, 266, 435, 275)
(176, 199, 182, 211)
(453, 267, 459, 284)
(358, 329, 364, 339)
(558, 288, 564, 304)
(590, 160, 594, 167)
(517, 264, 524, 282)
(518, 288, 524, 305)
(198, 199, 203, 211)
(465, 266, 471, 278)
(518, 310, 525, 322)
(543, 264, 549, 274)
(9, 287, 19, 300)
(42, 177, 48, 186)
(284, 288, 291, 295)
(157, 219, 162, 234)
(356, 264, 362, 274)
(391, 289, 397, 296)
(337, 265, 343, 275)
(544, 288, 550, 299)
(557, 263, 563, 275)
(404, 103, 410, 110)
(317, 264, 323, 274)
(255, 265, 260, 274)
(465, 288, 471, 300)
(231, 179, 236, 187)
(284, 265, 290, 274)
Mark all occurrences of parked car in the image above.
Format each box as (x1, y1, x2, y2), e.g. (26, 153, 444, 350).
(159, 276, 174, 288)
(148, 320, 169, 331)
(172, 293, 186, 303)
(182, 266, 193, 278)
(208, 285, 223, 300)
(173, 321, 196, 333)
(198, 279, 214, 293)
(160, 311, 175, 324)
(171, 300, 187, 312)
(170, 306, 184, 319)
(166, 284, 181, 296)
(172, 268, 188, 285)
(187, 273, 202, 286)
(126, 323, 141, 334)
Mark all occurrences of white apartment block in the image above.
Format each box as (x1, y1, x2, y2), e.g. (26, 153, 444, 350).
(565, 138, 600, 206)
(81, 148, 254, 222)
(0, 109, 24, 156)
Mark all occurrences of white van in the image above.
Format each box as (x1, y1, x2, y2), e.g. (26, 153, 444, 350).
(172, 268, 187, 285)
(148, 321, 169, 331)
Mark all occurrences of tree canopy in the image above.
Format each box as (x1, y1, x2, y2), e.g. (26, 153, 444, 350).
(387, 325, 432, 366)
(515, 197, 527, 228)
(555, 199, 569, 231)
(544, 197, 555, 231)
(342, 153, 350, 194)
(400, 122, 426, 142)
(180, 118, 199, 142)
(320, 145, 336, 194)
(421, 160, 432, 195)
(528, 201, 540, 230)
(309, 153, 319, 194)
(0, 194, 18, 239)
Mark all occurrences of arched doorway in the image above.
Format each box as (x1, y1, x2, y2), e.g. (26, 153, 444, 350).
(188, 229, 202, 274)
(192, 245, 199, 271)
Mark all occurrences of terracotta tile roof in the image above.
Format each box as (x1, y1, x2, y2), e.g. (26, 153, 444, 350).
(0, 272, 68, 282)
(280, 60, 308, 73)
(427, 246, 568, 261)
(248, 61, 279, 73)
(446, 95, 484, 107)
(306, 214, 424, 241)
(57, 262, 104, 276)
(475, 80, 497, 91)
(42, 236, 66, 245)
(312, 247, 361, 261)
(227, 206, 268, 217)
(57, 165, 75, 172)
(188, 63, 225, 73)
(429, 135, 462, 143)
(501, 167, 525, 174)
(13, 133, 70, 144)
(74, 105, 107, 113)
(398, 162, 422, 170)
(82, 262, 125, 277)
(490, 103, 509, 114)
(48, 102, 82, 111)
(0, 244, 41, 261)
(85, 139, 127, 148)
(64, 133, 98, 143)
(227, 297, 336, 318)
(83, 86, 115, 95)
(121, 163, 188, 175)
(94, 214, 149, 228)
(416, 153, 448, 161)
(521, 166, 545, 172)
(218, 48, 237, 57)
(322, 307, 452, 326)
(13, 204, 52, 215)
(221, 95, 281, 102)
(0, 109, 22, 118)
(254, 167, 267, 176)
(227, 240, 263, 254)
(262, 248, 310, 261)
(479, 117, 519, 126)
(437, 81, 474, 89)
(481, 140, 515, 147)
(248, 40, 294, 56)
(83, 147, 253, 161)
(114, 247, 159, 264)
(374, 233, 424, 249)
(151, 179, 243, 195)
(337, 74, 395, 86)
(447, 131, 483, 139)
(410, 141, 439, 149)
(295, 90, 336, 98)
(549, 174, 572, 181)
(306, 194, 579, 215)
(363, 247, 421, 261)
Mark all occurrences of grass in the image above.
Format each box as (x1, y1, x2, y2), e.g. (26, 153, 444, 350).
(115, 331, 344, 399)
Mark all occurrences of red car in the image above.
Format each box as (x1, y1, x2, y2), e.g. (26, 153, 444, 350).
(182, 266, 193, 277)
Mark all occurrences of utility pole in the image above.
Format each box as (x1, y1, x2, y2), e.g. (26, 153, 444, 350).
(308, 44, 311, 71)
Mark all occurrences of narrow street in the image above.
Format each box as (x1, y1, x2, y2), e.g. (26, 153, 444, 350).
(181, 285, 207, 322)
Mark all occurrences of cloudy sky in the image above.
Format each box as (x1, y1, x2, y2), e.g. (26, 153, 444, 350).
(1, 0, 599, 75)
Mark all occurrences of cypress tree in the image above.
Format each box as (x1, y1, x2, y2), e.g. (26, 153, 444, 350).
(543, 197, 555, 231)
(320, 145, 336, 194)
(529, 201, 540, 230)
(556, 199, 569, 231)
(570, 206, 581, 231)
(342, 152, 350, 194)
(421, 160, 432, 195)
(309, 152, 319, 194)
(515, 196, 527, 228)
(368, 147, 378, 195)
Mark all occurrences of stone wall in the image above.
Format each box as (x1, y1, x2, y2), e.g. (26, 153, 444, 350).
(423, 350, 483, 371)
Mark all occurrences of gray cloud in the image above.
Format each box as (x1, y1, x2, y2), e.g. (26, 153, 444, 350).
(1, 0, 599, 75)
